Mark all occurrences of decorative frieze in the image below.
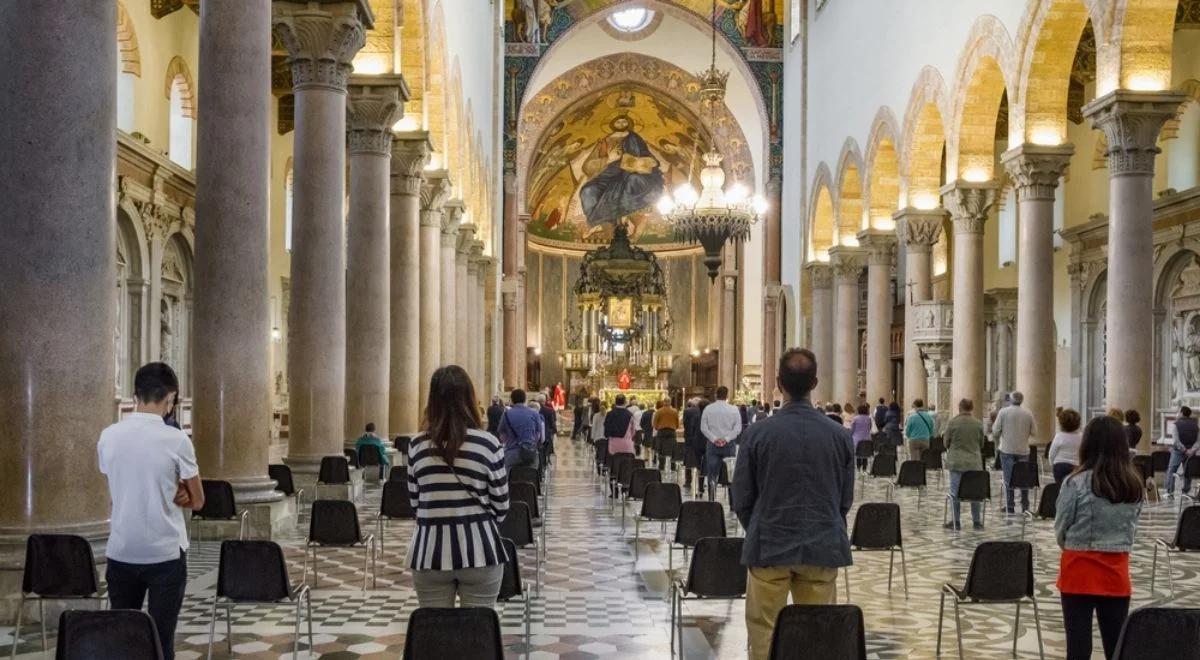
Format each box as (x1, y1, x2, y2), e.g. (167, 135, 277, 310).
(346, 75, 407, 156)
(941, 180, 998, 235)
(272, 1, 373, 93)
(1084, 90, 1185, 176)
(1001, 144, 1073, 201)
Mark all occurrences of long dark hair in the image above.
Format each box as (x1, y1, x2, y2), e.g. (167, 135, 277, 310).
(589, 397, 602, 416)
(422, 365, 482, 466)
(1073, 416, 1143, 504)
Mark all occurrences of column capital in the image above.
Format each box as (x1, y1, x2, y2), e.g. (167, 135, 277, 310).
(390, 130, 431, 196)
(1084, 89, 1186, 176)
(940, 180, 999, 235)
(346, 75, 407, 156)
(272, 1, 373, 93)
(442, 199, 464, 235)
(894, 207, 947, 254)
(419, 169, 452, 227)
(806, 262, 833, 290)
(856, 229, 897, 266)
(457, 222, 478, 256)
(1001, 144, 1073, 201)
(501, 290, 518, 311)
(828, 246, 867, 283)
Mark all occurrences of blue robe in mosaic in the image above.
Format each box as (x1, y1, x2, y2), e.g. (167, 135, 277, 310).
(579, 131, 664, 228)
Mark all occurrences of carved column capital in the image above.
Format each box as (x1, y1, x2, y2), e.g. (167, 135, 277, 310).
(1084, 90, 1186, 176)
(857, 229, 897, 266)
(390, 130, 431, 197)
(1001, 144, 1073, 201)
(419, 169, 452, 229)
(894, 208, 947, 254)
(806, 262, 833, 290)
(346, 75, 407, 156)
(940, 180, 998, 235)
(272, 1, 373, 93)
(828, 247, 867, 284)
(442, 199, 464, 235)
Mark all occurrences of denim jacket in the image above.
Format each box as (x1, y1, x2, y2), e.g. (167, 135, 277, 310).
(1054, 470, 1142, 552)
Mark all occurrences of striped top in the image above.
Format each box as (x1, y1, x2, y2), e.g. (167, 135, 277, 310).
(406, 428, 510, 570)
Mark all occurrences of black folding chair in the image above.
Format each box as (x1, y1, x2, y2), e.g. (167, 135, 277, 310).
(862, 452, 896, 497)
(981, 440, 996, 465)
(1021, 482, 1061, 541)
(1153, 451, 1172, 479)
(768, 604, 866, 660)
(54, 609, 161, 660)
(510, 464, 547, 514)
(669, 501, 727, 573)
(304, 500, 376, 590)
(510, 480, 546, 559)
(499, 501, 541, 595)
(343, 448, 361, 469)
(393, 435, 411, 467)
(269, 463, 305, 511)
(376, 480, 416, 552)
(844, 503, 907, 598)
(1003, 461, 1041, 513)
(387, 466, 409, 483)
(1182, 457, 1200, 506)
(316, 455, 352, 500)
(593, 438, 610, 478)
(357, 444, 388, 481)
(621, 467, 662, 533)
(402, 607, 503, 660)
(11, 535, 105, 658)
(496, 538, 531, 647)
(1151, 504, 1200, 597)
(888, 460, 927, 506)
(922, 447, 945, 485)
(606, 453, 635, 500)
(1111, 606, 1200, 660)
(613, 458, 646, 508)
(634, 482, 682, 559)
(206, 540, 312, 659)
(943, 470, 990, 527)
(854, 440, 875, 473)
(191, 480, 248, 541)
(937, 541, 1044, 659)
(671, 537, 746, 655)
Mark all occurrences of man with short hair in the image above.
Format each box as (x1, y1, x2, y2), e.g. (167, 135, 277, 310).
(536, 393, 557, 460)
(486, 395, 505, 435)
(1167, 405, 1199, 497)
(652, 398, 681, 471)
(353, 422, 390, 478)
(734, 349, 854, 660)
(992, 390, 1037, 513)
(682, 398, 705, 494)
(497, 388, 543, 468)
(700, 385, 741, 500)
(98, 362, 205, 660)
(903, 398, 936, 462)
(874, 397, 888, 433)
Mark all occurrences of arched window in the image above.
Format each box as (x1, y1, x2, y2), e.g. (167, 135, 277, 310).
(116, 1, 139, 133)
(997, 186, 1016, 267)
(284, 166, 294, 252)
(168, 76, 194, 168)
(117, 68, 136, 132)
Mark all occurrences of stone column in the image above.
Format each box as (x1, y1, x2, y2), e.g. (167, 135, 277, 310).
(466, 252, 482, 387)
(858, 230, 896, 403)
(895, 208, 946, 407)
(192, 0, 279, 504)
(829, 247, 867, 405)
(761, 176, 783, 402)
(477, 255, 494, 392)
(501, 169, 522, 390)
(417, 170, 451, 411)
(456, 221, 477, 376)
(941, 181, 998, 416)
(274, 0, 371, 471)
(344, 76, 404, 441)
(719, 271, 739, 390)
(440, 200, 463, 365)
(388, 132, 430, 434)
(806, 263, 833, 402)
(1002, 144, 1073, 443)
(0, 1, 116, 590)
(1085, 91, 1184, 451)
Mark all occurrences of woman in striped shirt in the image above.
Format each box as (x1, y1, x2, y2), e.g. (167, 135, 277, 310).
(407, 365, 510, 607)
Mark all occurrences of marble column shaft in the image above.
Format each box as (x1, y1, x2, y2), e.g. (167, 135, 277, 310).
(456, 223, 477, 378)
(829, 247, 867, 406)
(1085, 91, 1184, 450)
(895, 208, 946, 407)
(467, 251, 483, 387)
(275, 1, 370, 470)
(440, 201, 463, 366)
(0, 1, 115, 552)
(719, 270, 738, 390)
(418, 170, 452, 412)
(476, 256, 493, 391)
(1003, 145, 1072, 443)
(859, 231, 896, 403)
(761, 177, 783, 402)
(388, 133, 430, 434)
(807, 263, 834, 403)
(192, 0, 278, 501)
(501, 170, 523, 390)
(942, 181, 998, 417)
(344, 77, 404, 441)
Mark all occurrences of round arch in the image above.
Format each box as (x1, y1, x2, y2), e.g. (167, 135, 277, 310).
(948, 15, 1017, 180)
(400, 0, 427, 127)
(808, 163, 835, 262)
(1110, 0, 1180, 93)
(117, 1, 140, 76)
(833, 138, 865, 246)
(1012, 0, 1101, 146)
(899, 66, 951, 208)
(426, 1, 449, 165)
(164, 56, 195, 119)
(863, 106, 902, 230)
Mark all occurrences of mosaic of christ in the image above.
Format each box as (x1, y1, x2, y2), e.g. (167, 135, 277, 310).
(526, 88, 711, 247)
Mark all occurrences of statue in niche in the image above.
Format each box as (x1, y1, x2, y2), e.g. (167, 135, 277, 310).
(1175, 313, 1200, 397)
(160, 298, 173, 363)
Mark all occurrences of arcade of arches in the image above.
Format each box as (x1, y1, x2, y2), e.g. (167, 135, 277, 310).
(4, 0, 1200, 658)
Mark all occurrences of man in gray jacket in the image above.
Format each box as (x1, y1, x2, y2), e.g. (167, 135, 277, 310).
(992, 390, 1037, 513)
(733, 348, 854, 660)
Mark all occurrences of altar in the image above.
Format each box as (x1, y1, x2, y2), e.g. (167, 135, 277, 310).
(599, 388, 667, 408)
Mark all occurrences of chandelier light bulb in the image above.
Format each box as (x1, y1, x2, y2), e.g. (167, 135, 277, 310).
(752, 195, 769, 215)
(674, 184, 699, 207)
(726, 183, 749, 205)
(656, 194, 675, 215)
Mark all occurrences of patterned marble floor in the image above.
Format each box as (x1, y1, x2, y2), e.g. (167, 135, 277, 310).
(4, 434, 1200, 658)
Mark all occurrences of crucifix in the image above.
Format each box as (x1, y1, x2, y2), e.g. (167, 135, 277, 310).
(905, 278, 917, 305)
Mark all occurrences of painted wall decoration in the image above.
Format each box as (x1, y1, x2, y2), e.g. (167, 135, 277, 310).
(504, 0, 785, 47)
(527, 87, 713, 247)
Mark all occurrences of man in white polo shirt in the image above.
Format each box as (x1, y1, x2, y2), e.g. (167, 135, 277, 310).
(97, 362, 204, 660)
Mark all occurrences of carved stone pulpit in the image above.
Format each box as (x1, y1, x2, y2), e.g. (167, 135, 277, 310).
(912, 300, 954, 414)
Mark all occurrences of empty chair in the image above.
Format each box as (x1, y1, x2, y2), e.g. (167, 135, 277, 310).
(376, 480, 416, 551)
(870, 453, 897, 479)
(357, 443, 388, 480)
(621, 467, 661, 532)
(206, 540, 312, 659)
(844, 502, 907, 598)
(498, 501, 541, 595)
(671, 537, 747, 655)
(593, 438, 610, 477)
(1183, 457, 1200, 504)
(943, 470, 990, 528)
(387, 465, 409, 483)
(981, 440, 996, 464)
(612, 457, 645, 506)
(669, 501, 727, 573)
(889, 460, 927, 506)
(1151, 505, 1200, 596)
(343, 448, 361, 469)
(190, 480, 248, 541)
(510, 481, 541, 521)
(1007, 461, 1041, 510)
(315, 455, 352, 500)
(921, 448, 945, 485)
(606, 453, 635, 498)
(1111, 606, 1200, 660)
(496, 537, 531, 646)
(402, 607, 503, 660)
(937, 541, 1044, 659)
(634, 482, 682, 559)
(509, 466, 542, 496)
(304, 500, 376, 590)
(12, 534, 105, 657)
(268, 464, 304, 510)
(930, 436, 946, 453)
(767, 604, 867, 660)
(854, 440, 874, 472)
(393, 435, 411, 466)
(1153, 451, 1172, 478)
(55, 609, 162, 660)
(1034, 481, 1059, 519)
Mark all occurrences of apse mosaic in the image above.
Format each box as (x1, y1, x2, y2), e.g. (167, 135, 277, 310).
(527, 88, 712, 247)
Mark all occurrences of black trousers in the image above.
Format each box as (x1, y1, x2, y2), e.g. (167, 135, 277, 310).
(106, 551, 188, 660)
(1060, 593, 1129, 660)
